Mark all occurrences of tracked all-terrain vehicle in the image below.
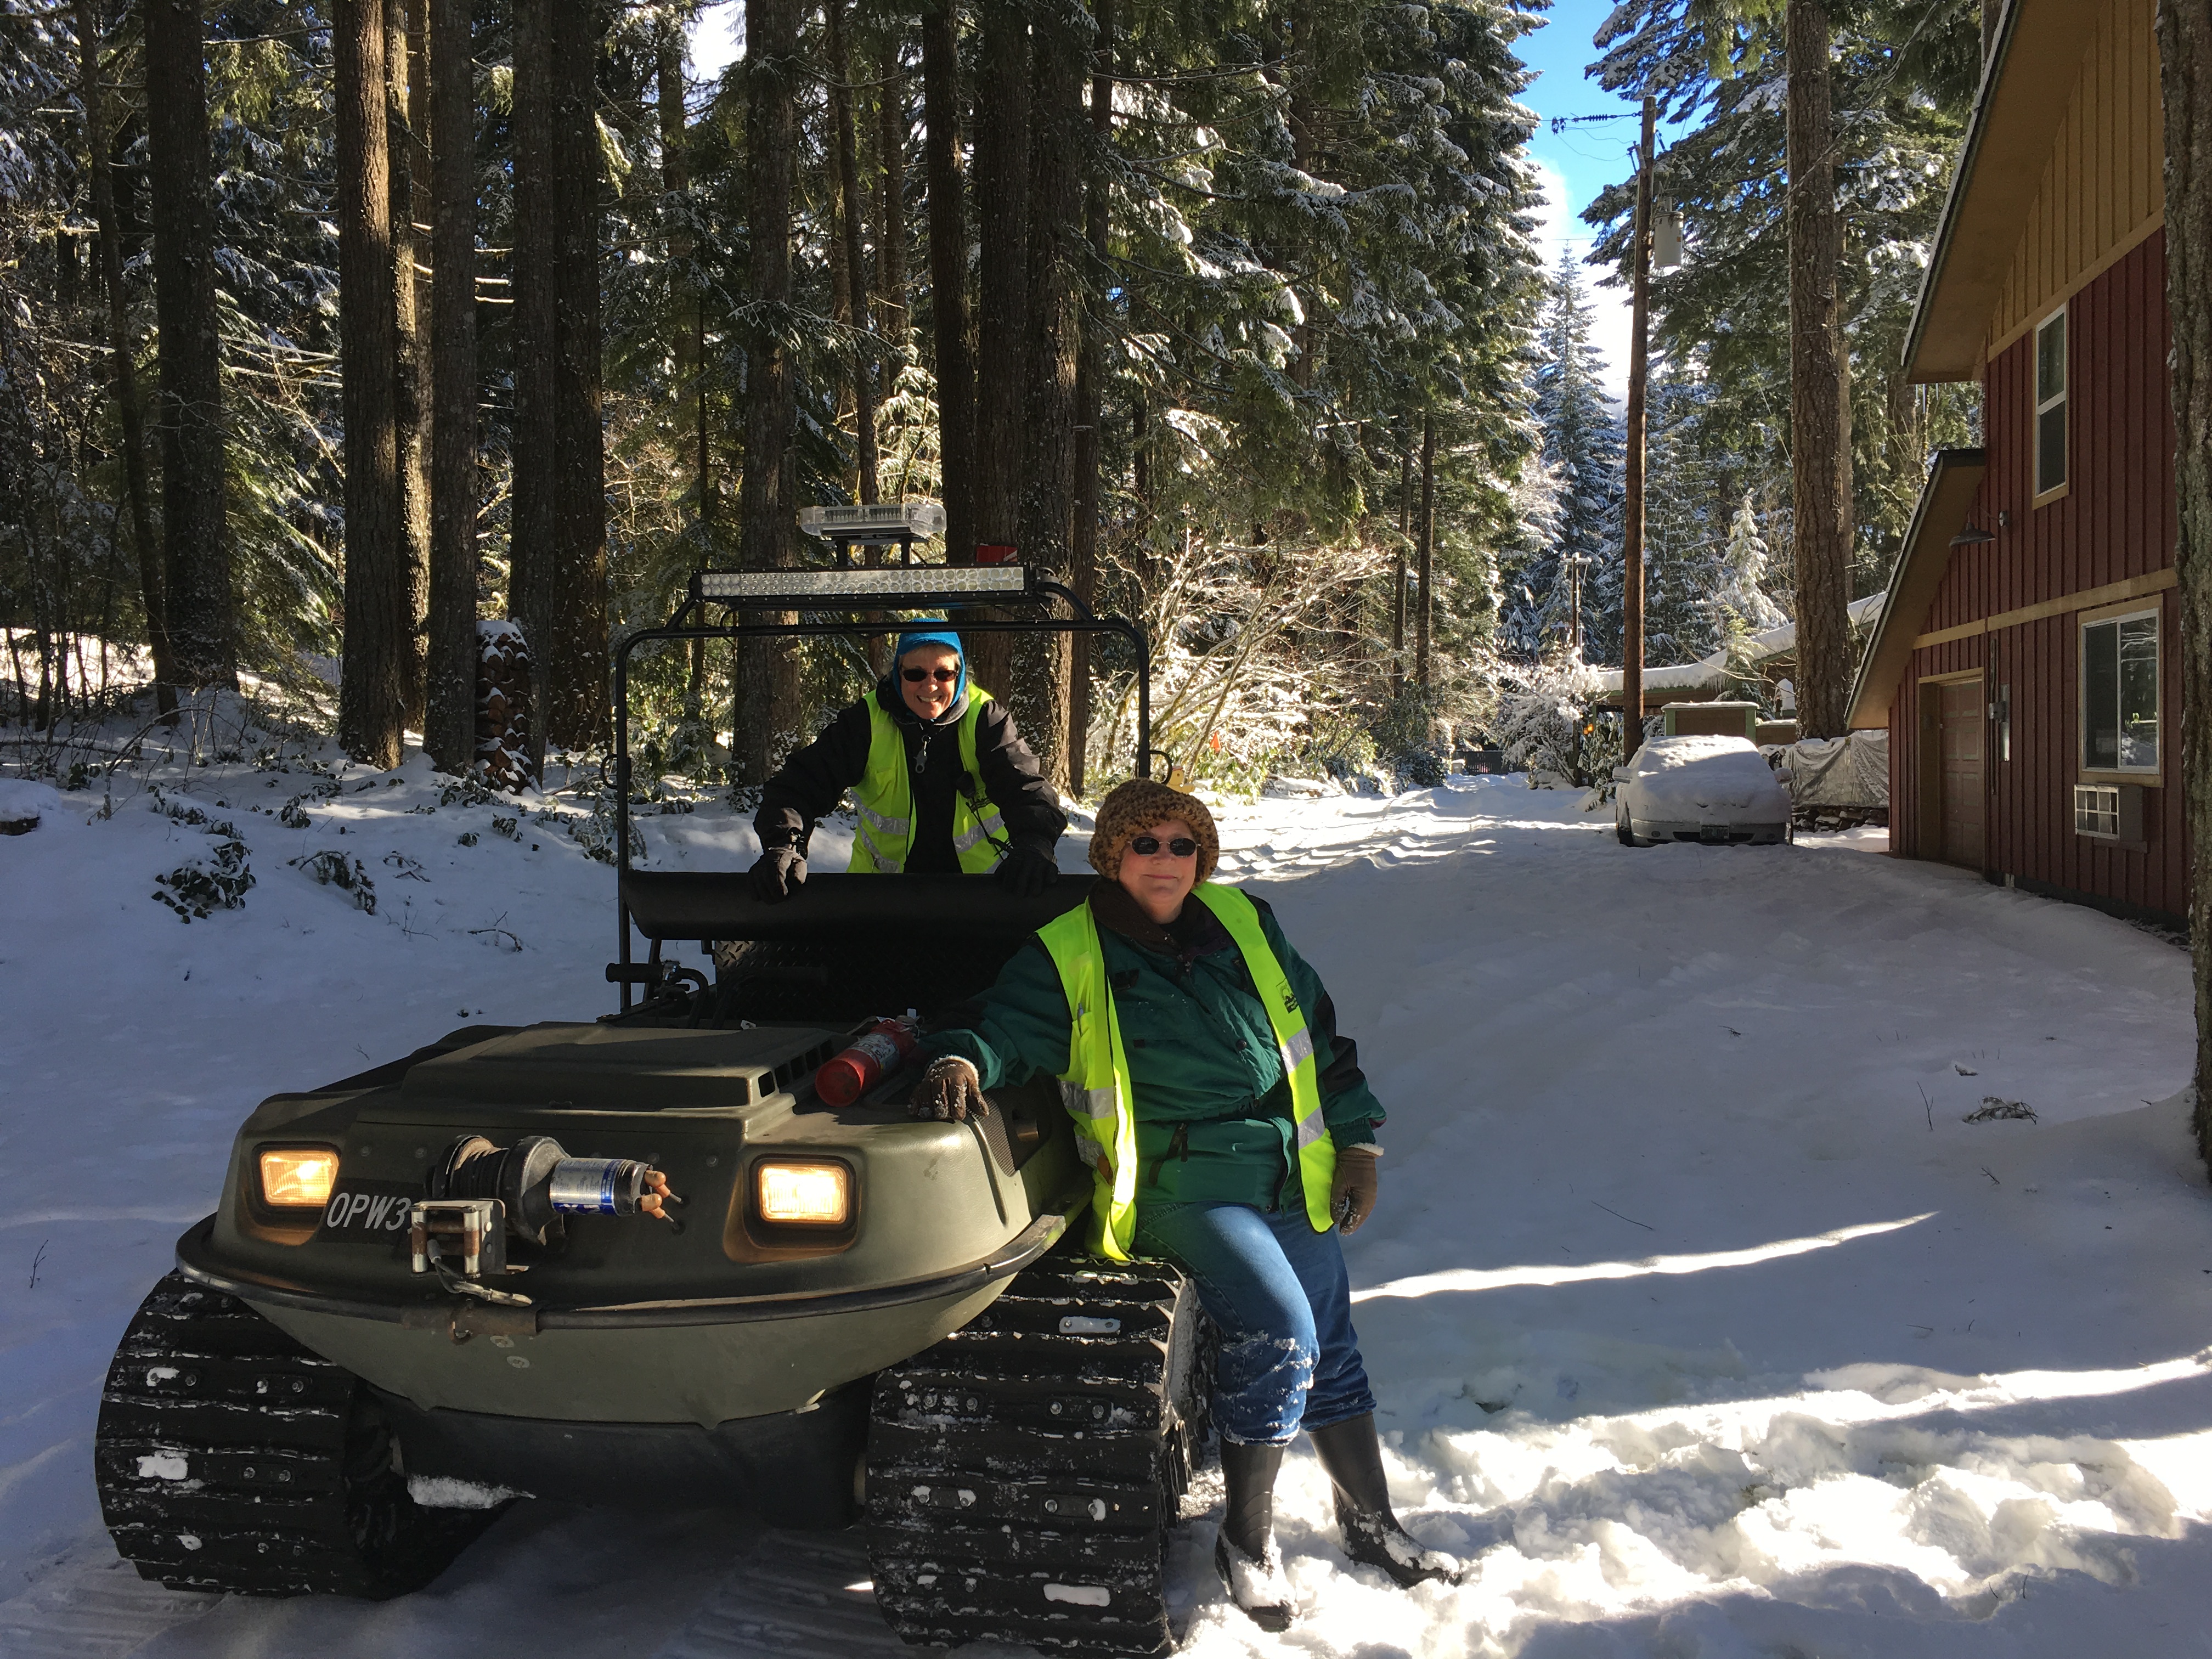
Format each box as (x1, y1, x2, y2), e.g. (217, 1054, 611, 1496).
(95, 546, 1218, 1655)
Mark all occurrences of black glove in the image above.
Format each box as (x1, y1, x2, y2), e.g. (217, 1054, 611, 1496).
(995, 842, 1058, 897)
(910, 1055, 988, 1121)
(749, 846, 806, 902)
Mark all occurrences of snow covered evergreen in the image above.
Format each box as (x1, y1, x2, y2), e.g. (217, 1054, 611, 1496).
(1500, 251, 1627, 664)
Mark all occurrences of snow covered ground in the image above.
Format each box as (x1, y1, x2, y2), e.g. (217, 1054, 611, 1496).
(3, 740, 2209, 1658)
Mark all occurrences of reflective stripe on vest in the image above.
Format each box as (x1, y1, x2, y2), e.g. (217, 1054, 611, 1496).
(1034, 883, 1336, 1261)
(848, 685, 1007, 875)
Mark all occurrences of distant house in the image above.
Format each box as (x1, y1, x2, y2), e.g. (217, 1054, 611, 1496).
(1848, 0, 2183, 931)
(1599, 592, 1887, 715)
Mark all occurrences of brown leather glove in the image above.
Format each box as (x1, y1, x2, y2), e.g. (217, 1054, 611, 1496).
(909, 1055, 988, 1122)
(749, 846, 806, 902)
(1330, 1147, 1380, 1234)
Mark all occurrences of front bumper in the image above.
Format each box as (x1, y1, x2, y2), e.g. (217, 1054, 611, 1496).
(1620, 815, 1789, 847)
(177, 1207, 1071, 1425)
(376, 1381, 873, 1523)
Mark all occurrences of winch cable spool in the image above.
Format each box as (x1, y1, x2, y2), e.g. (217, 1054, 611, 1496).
(94, 1273, 499, 1598)
(432, 1135, 680, 1248)
(865, 1248, 1215, 1657)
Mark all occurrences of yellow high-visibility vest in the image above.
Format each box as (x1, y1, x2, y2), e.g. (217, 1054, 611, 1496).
(1035, 882, 1335, 1260)
(848, 685, 1009, 874)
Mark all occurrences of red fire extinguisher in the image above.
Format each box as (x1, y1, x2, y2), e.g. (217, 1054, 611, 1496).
(814, 1013, 921, 1107)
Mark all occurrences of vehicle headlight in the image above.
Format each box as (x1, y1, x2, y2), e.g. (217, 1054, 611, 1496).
(755, 1160, 850, 1226)
(259, 1148, 340, 1208)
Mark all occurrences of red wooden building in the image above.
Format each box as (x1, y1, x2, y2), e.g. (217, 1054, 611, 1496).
(1848, 0, 2185, 930)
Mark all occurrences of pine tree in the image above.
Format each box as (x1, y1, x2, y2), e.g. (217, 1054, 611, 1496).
(1503, 250, 1625, 662)
(1706, 490, 1786, 674)
(147, 0, 238, 692)
(335, 0, 405, 763)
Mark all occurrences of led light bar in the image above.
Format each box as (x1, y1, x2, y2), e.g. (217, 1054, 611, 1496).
(697, 565, 1034, 605)
(798, 501, 947, 542)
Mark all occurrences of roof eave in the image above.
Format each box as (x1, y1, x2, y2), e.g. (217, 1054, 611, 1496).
(1846, 449, 1989, 729)
(1900, 0, 2104, 386)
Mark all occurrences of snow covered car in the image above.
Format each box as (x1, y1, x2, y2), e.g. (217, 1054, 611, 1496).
(1613, 734, 1792, 848)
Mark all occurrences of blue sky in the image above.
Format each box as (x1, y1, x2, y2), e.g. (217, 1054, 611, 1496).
(1515, 0, 1657, 394)
(689, 0, 1644, 388)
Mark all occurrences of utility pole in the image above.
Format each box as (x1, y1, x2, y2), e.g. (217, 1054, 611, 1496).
(1621, 95, 1654, 764)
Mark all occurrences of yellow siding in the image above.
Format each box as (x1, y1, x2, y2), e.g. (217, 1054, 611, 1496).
(1988, 0, 2163, 354)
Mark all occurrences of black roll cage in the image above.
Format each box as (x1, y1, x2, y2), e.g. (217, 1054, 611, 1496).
(610, 555, 1153, 1007)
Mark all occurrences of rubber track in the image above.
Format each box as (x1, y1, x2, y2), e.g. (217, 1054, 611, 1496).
(865, 1250, 1213, 1656)
(94, 1272, 495, 1598)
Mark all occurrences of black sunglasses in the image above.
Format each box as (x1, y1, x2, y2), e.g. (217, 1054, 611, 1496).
(901, 666, 960, 684)
(1129, 835, 1199, 859)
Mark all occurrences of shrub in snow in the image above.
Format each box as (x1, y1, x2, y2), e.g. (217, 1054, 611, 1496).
(290, 850, 377, 913)
(438, 773, 498, 809)
(153, 839, 254, 921)
(1368, 691, 1449, 791)
(567, 805, 616, 865)
(278, 799, 311, 829)
(1493, 654, 1615, 787)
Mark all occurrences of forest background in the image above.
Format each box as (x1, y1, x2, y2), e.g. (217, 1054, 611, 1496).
(0, 0, 1990, 801)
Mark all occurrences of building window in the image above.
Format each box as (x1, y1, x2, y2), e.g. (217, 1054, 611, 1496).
(2035, 309, 2067, 497)
(2080, 608, 2158, 772)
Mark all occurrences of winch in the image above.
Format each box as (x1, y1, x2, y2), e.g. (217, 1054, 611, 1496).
(412, 1135, 681, 1283)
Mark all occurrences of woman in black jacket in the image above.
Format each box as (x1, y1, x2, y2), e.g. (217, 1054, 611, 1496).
(746, 625, 1065, 898)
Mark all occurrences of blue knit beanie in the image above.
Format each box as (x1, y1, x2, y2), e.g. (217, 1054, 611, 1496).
(893, 624, 968, 710)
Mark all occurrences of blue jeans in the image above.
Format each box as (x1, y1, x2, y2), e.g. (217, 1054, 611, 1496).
(1133, 1199, 1378, 1446)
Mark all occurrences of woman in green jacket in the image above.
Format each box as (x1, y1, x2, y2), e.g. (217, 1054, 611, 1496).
(909, 778, 1460, 1629)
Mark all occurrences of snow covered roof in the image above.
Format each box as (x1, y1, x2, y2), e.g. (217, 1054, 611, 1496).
(1593, 591, 1887, 696)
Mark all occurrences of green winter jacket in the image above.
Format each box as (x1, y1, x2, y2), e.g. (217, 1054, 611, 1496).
(924, 879, 1385, 1211)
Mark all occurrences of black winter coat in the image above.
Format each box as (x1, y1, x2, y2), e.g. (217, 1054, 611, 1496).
(754, 681, 1066, 872)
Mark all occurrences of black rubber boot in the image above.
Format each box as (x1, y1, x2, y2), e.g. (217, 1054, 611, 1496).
(1308, 1414, 1464, 1587)
(1214, 1439, 1294, 1630)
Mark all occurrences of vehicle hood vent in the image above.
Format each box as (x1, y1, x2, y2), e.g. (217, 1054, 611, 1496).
(400, 1023, 843, 1109)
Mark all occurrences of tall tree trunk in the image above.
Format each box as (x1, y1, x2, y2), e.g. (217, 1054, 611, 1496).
(391, 0, 431, 729)
(1392, 437, 1408, 696)
(827, 0, 879, 504)
(336, 0, 404, 763)
(509, 0, 557, 776)
(1066, 0, 1112, 795)
(546, 0, 609, 753)
(426, 0, 478, 774)
(877, 44, 910, 358)
(659, 26, 707, 721)
(1785, 0, 1852, 738)
(968, 0, 1031, 696)
(1286, 3, 1317, 392)
(1416, 413, 1434, 691)
(658, 26, 699, 524)
(921, 0, 973, 561)
(740, 0, 802, 782)
(2157, 0, 2212, 1170)
(1012, 0, 1085, 794)
(972, 0, 1029, 550)
(77, 0, 176, 719)
(145, 0, 235, 692)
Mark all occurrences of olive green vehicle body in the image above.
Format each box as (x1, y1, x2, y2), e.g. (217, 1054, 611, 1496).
(174, 1004, 1091, 1514)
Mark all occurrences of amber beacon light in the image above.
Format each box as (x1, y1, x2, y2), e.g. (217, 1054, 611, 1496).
(259, 1148, 340, 1208)
(755, 1161, 851, 1226)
